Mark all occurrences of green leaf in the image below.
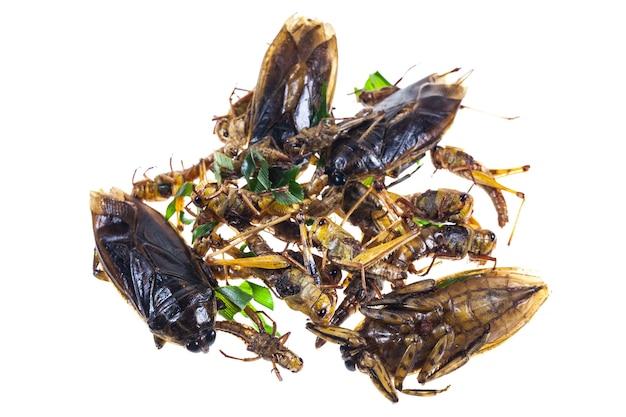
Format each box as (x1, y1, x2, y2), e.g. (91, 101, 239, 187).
(289, 180, 304, 200)
(215, 295, 240, 321)
(241, 150, 258, 181)
(164, 199, 177, 220)
(247, 178, 261, 193)
(179, 210, 195, 225)
(214, 151, 234, 170)
(242, 150, 271, 193)
(175, 182, 194, 197)
(191, 221, 218, 243)
(257, 159, 271, 190)
(164, 183, 193, 221)
(412, 218, 442, 228)
(215, 281, 275, 324)
(241, 281, 274, 310)
(272, 164, 302, 187)
(355, 71, 393, 100)
(238, 242, 257, 257)
(413, 219, 432, 227)
(272, 182, 303, 205)
(213, 151, 235, 183)
(364, 71, 393, 91)
(216, 286, 254, 311)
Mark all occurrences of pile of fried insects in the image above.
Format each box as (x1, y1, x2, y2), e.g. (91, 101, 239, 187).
(90, 14, 548, 403)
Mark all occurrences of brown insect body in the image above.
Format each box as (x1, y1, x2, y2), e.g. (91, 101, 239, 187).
(90, 188, 220, 353)
(248, 14, 338, 155)
(430, 145, 529, 228)
(215, 309, 303, 380)
(308, 267, 548, 402)
(323, 70, 468, 187)
(390, 224, 497, 272)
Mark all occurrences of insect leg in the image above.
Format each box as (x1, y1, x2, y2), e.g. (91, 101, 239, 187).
(419, 324, 490, 384)
(394, 336, 450, 397)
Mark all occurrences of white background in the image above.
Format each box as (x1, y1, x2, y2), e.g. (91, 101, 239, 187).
(1, 1, 622, 415)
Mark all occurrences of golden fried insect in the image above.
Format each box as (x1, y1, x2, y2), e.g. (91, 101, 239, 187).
(307, 267, 549, 402)
(389, 223, 497, 274)
(213, 88, 254, 157)
(90, 188, 221, 353)
(189, 175, 337, 324)
(357, 82, 400, 107)
(340, 181, 475, 242)
(131, 157, 211, 202)
(312, 185, 490, 345)
(131, 157, 213, 230)
(430, 145, 529, 228)
(310, 216, 362, 261)
(215, 308, 303, 381)
(191, 181, 267, 228)
(403, 188, 475, 224)
(274, 267, 335, 324)
(213, 251, 336, 325)
(190, 180, 302, 255)
(199, 209, 337, 325)
(310, 216, 407, 285)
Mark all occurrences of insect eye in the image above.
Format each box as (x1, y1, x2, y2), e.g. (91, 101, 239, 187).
(157, 183, 172, 197)
(326, 266, 341, 282)
(317, 218, 328, 227)
(192, 195, 204, 207)
(344, 359, 356, 372)
(316, 308, 327, 319)
(186, 339, 202, 353)
(329, 171, 346, 187)
(460, 193, 469, 203)
(205, 329, 216, 346)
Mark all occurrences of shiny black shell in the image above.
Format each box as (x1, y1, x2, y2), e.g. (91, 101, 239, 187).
(90, 189, 219, 353)
(325, 73, 466, 186)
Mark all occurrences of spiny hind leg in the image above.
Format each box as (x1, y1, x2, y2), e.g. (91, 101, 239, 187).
(420, 324, 490, 384)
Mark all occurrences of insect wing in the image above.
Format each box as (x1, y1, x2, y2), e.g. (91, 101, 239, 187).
(91, 189, 154, 316)
(91, 189, 219, 352)
(249, 14, 338, 148)
(325, 71, 468, 185)
(369, 72, 438, 116)
(378, 75, 468, 175)
(433, 267, 549, 351)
